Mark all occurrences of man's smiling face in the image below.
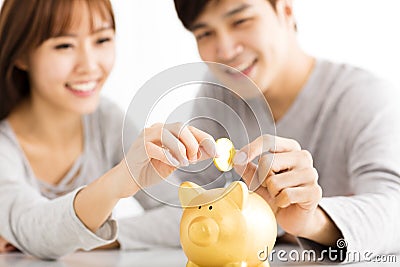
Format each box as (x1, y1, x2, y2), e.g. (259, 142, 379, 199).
(191, 0, 294, 95)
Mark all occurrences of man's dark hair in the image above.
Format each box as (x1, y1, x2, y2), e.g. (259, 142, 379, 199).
(174, 0, 278, 30)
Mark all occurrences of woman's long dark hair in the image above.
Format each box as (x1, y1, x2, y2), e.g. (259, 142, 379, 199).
(0, 0, 115, 120)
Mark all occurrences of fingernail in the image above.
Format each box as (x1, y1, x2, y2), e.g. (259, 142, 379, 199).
(233, 151, 247, 165)
(165, 150, 180, 167)
(182, 157, 189, 166)
(249, 172, 260, 191)
(189, 151, 198, 163)
(201, 139, 218, 158)
(197, 149, 202, 160)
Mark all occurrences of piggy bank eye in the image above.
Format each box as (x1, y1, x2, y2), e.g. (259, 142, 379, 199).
(209, 206, 213, 210)
(198, 206, 201, 209)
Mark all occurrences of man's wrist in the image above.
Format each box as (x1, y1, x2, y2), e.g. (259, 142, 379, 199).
(298, 206, 342, 247)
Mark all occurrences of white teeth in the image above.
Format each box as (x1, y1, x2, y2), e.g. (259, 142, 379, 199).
(67, 81, 97, 92)
(226, 62, 253, 74)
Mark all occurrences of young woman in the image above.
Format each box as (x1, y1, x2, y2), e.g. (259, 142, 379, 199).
(0, 0, 215, 259)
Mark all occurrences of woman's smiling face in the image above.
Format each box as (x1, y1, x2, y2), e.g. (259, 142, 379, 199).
(20, 0, 115, 115)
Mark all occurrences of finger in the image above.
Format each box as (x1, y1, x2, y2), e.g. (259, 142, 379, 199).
(149, 159, 176, 178)
(263, 167, 319, 198)
(4, 243, 16, 252)
(145, 142, 180, 167)
(233, 135, 301, 165)
(143, 123, 163, 142)
(142, 124, 190, 165)
(188, 126, 217, 158)
(196, 147, 209, 161)
(254, 187, 277, 214)
(234, 163, 276, 210)
(274, 185, 322, 209)
(258, 150, 314, 178)
(0, 240, 15, 253)
(165, 123, 199, 162)
(161, 128, 189, 166)
(138, 159, 170, 186)
(234, 161, 265, 191)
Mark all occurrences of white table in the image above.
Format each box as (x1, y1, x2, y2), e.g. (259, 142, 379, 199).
(0, 245, 398, 267)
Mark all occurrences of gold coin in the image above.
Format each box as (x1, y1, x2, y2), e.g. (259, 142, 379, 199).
(213, 138, 236, 172)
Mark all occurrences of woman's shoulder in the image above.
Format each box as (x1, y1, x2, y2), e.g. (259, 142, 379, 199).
(85, 98, 138, 162)
(86, 97, 125, 132)
(0, 120, 25, 175)
(0, 120, 20, 152)
(95, 97, 124, 120)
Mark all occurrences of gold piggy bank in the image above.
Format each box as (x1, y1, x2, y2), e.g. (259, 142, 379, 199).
(179, 181, 277, 267)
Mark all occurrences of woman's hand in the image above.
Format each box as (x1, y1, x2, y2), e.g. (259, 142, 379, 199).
(122, 123, 217, 194)
(0, 236, 17, 253)
(74, 123, 217, 233)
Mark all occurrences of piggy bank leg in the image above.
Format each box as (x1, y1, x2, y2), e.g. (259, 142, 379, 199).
(186, 261, 200, 267)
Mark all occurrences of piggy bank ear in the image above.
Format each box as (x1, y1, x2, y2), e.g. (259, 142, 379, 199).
(224, 181, 248, 210)
(179, 181, 205, 207)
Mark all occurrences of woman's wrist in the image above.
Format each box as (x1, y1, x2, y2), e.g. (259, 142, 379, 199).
(73, 162, 139, 233)
(111, 161, 140, 199)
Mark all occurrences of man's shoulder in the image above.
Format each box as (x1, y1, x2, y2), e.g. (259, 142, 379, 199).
(317, 59, 379, 84)
(314, 59, 400, 135)
(316, 58, 398, 105)
(317, 58, 393, 89)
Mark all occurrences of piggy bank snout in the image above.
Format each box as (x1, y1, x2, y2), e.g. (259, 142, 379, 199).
(188, 216, 219, 246)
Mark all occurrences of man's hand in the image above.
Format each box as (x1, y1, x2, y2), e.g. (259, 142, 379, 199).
(233, 135, 341, 246)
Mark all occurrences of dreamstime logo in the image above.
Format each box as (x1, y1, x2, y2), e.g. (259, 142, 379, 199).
(336, 238, 347, 249)
(257, 239, 398, 263)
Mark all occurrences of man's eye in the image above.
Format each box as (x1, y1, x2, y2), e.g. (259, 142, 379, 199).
(196, 31, 212, 41)
(55, 43, 73, 50)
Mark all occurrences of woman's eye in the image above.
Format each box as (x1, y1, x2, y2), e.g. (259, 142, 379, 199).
(55, 43, 73, 50)
(96, 37, 112, 44)
(234, 18, 251, 26)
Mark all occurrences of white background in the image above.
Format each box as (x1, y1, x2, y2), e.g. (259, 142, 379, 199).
(106, 0, 400, 113)
(1, 0, 399, 112)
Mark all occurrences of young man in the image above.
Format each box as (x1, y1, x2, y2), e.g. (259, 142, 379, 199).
(174, 0, 400, 262)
